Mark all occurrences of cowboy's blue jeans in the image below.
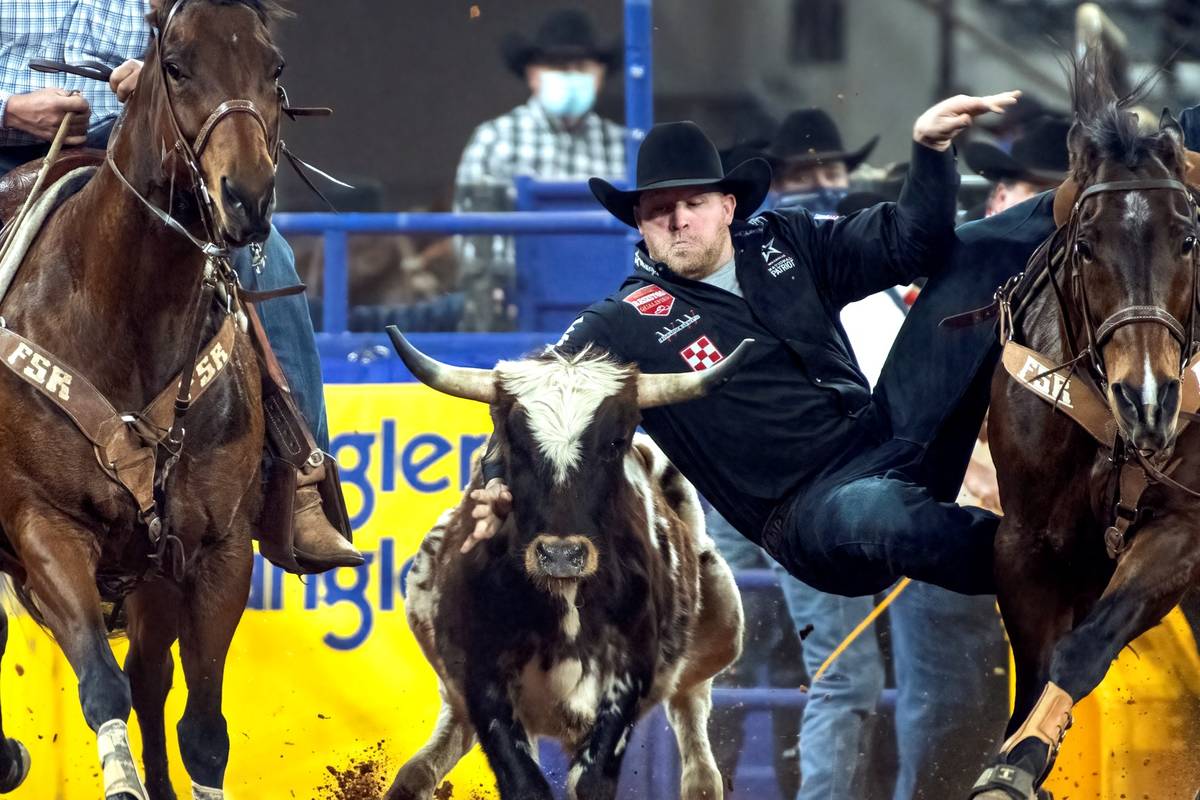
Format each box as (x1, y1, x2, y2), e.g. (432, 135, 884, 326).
(232, 226, 329, 450)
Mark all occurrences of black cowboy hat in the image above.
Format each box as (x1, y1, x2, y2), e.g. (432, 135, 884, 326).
(502, 9, 620, 77)
(589, 121, 772, 229)
(964, 115, 1071, 186)
(765, 108, 879, 171)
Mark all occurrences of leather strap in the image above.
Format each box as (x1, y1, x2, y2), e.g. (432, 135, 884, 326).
(239, 283, 306, 303)
(1001, 340, 1117, 445)
(1104, 461, 1149, 558)
(1094, 304, 1187, 346)
(0, 315, 237, 521)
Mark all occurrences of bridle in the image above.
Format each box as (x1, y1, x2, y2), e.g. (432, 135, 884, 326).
(103, 0, 342, 265)
(1050, 176, 1200, 389)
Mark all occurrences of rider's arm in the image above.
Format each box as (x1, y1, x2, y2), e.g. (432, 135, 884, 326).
(785, 93, 1018, 309)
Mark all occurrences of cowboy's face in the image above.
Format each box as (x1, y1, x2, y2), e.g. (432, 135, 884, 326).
(774, 159, 849, 193)
(635, 188, 736, 280)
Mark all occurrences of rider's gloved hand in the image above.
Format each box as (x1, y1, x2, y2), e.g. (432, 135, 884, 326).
(463, 478, 511, 554)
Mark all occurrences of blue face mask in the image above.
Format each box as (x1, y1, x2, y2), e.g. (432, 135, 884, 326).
(771, 187, 849, 216)
(537, 71, 597, 119)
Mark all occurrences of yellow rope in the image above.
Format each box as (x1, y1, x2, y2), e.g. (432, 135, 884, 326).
(809, 577, 912, 686)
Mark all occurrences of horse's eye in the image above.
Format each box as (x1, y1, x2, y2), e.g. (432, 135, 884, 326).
(1183, 236, 1196, 256)
(163, 62, 185, 81)
(1075, 240, 1094, 262)
(272, 62, 285, 80)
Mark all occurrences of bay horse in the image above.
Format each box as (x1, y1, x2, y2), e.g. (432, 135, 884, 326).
(0, 0, 289, 797)
(973, 58, 1200, 799)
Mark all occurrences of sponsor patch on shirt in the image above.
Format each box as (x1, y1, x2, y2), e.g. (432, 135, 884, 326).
(656, 312, 701, 343)
(624, 285, 676, 317)
(761, 236, 795, 277)
(680, 335, 724, 371)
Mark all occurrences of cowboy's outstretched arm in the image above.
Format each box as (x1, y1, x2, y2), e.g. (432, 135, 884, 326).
(794, 92, 1020, 309)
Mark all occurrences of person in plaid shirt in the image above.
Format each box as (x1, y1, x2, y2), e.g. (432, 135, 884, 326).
(0, 0, 364, 572)
(0, 0, 149, 169)
(453, 8, 626, 331)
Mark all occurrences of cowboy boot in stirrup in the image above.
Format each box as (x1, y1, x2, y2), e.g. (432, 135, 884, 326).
(292, 459, 363, 571)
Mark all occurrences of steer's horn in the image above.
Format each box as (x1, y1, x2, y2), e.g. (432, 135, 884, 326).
(386, 325, 496, 403)
(637, 338, 755, 409)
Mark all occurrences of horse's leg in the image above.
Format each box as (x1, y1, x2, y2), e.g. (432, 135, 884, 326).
(971, 518, 1078, 800)
(384, 689, 476, 800)
(174, 534, 252, 799)
(17, 518, 147, 799)
(124, 579, 181, 800)
(0, 607, 31, 793)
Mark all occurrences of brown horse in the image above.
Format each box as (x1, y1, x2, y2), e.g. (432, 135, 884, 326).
(0, 1, 287, 797)
(974, 58, 1200, 799)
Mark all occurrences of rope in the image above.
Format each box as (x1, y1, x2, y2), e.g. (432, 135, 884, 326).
(809, 577, 912, 686)
(0, 111, 74, 267)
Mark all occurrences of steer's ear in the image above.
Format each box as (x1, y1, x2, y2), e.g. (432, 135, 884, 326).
(386, 326, 497, 403)
(637, 338, 755, 408)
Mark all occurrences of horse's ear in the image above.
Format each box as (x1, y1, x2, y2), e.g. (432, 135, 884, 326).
(1067, 120, 1098, 177)
(1160, 107, 1185, 147)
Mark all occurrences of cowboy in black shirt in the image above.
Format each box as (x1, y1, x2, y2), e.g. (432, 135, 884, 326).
(470, 92, 1028, 597)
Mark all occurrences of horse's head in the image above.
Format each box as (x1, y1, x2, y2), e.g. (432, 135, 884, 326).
(142, 0, 286, 246)
(1064, 60, 1198, 455)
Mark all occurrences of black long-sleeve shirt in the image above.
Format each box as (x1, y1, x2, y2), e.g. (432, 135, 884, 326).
(488, 142, 960, 541)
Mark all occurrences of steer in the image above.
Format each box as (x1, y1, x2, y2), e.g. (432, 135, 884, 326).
(384, 328, 748, 800)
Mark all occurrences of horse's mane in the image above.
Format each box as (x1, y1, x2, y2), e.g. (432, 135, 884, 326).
(1068, 48, 1168, 175)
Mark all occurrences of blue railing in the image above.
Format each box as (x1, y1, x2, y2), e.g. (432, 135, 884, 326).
(273, 211, 627, 334)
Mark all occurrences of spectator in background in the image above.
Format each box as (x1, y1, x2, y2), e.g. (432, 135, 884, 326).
(764, 107, 879, 214)
(964, 115, 1070, 218)
(453, 9, 626, 331)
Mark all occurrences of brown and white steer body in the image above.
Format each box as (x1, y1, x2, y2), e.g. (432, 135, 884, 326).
(385, 346, 744, 800)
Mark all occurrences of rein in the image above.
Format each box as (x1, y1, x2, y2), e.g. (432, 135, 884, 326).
(996, 176, 1200, 558)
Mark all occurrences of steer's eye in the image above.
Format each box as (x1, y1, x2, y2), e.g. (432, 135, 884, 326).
(1075, 240, 1094, 262)
(610, 437, 627, 451)
(1183, 236, 1196, 257)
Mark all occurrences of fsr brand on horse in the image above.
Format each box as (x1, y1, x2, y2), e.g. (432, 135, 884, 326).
(0, 0, 353, 798)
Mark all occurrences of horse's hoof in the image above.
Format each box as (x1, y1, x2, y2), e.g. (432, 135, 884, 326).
(0, 738, 30, 793)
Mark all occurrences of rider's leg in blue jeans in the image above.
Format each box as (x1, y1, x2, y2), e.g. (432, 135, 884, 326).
(232, 226, 329, 450)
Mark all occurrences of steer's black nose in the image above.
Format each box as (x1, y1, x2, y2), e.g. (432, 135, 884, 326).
(533, 538, 590, 579)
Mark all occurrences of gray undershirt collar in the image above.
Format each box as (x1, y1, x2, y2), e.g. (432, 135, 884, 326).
(699, 257, 742, 297)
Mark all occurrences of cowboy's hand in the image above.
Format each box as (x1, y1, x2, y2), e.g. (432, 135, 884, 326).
(1, 89, 90, 144)
(109, 59, 143, 103)
(463, 478, 512, 554)
(913, 91, 1021, 151)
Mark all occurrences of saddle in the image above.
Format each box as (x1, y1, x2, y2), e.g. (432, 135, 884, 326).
(0, 148, 105, 227)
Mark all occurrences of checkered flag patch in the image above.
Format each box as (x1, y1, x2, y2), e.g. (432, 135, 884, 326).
(679, 336, 724, 371)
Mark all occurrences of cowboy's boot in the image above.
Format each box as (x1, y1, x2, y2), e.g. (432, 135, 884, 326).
(291, 459, 363, 571)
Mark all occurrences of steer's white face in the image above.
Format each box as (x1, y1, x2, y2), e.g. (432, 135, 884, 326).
(497, 348, 631, 485)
